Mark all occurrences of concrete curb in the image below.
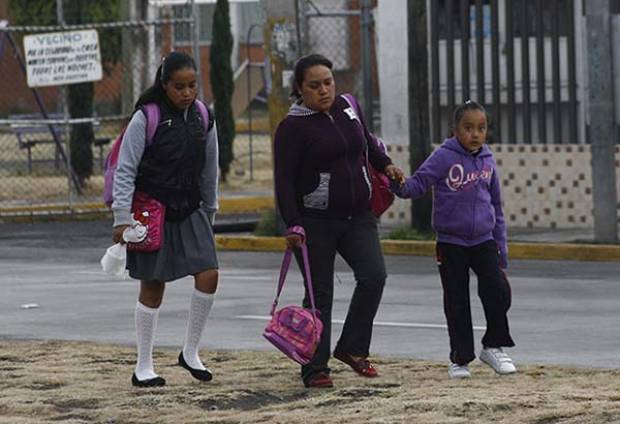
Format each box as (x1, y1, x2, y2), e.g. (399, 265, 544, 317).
(216, 235, 620, 262)
(0, 196, 274, 220)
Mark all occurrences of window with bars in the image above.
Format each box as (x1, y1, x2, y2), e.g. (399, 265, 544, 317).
(173, 4, 215, 44)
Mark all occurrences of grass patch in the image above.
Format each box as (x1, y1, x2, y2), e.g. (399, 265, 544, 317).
(384, 226, 435, 241)
(253, 209, 280, 237)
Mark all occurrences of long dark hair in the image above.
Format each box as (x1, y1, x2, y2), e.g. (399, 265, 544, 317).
(290, 53, 333, 99)
(449, 100, 488, 136)
(135, 51, 197, 109)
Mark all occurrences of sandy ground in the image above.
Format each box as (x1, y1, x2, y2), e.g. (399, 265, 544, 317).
(1, 340, 619, 424)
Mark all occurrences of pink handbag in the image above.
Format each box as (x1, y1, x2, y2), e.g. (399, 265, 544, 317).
(263, 243, 323, 365)
(127, 191, 166, 252)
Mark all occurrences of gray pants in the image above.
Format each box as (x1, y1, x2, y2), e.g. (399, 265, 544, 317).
(296, 211, 387, 382)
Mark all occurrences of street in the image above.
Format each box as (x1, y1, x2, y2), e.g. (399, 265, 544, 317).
(0, 220, 618, 369)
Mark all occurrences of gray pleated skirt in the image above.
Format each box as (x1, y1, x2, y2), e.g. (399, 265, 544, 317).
(127, 207, 218, 282)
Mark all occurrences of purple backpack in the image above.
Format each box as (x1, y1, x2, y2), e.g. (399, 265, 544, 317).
(103, 100, 209, 207)
(263, 243, 323, 365)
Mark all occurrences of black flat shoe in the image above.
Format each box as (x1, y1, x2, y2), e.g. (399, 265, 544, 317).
(178, 352, 213, 381)
(131, 373, 166, 388)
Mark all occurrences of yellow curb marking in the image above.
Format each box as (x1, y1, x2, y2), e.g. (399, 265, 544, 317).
(216, 236, 620, 262)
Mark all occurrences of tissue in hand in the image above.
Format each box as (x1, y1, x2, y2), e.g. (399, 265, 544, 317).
(122, 217, 148, 243)
(100, 243, 127, 277)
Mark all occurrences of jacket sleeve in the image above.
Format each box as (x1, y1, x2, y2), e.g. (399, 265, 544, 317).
(199, 121, 219, 224)
(274, 120, 304, 228)
(349, 95, 392, 172)
(490, 165, 508, 268)
(111, 111, 147, 227)
(391, 148, 445, 199)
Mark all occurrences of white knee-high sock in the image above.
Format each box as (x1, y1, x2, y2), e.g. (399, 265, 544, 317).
(182, 290, 214, 370)
(134, 301, 160, 380)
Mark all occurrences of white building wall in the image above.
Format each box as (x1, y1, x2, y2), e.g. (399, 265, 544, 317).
(376, 0, 409, 148)
(376, 0, 412, 228)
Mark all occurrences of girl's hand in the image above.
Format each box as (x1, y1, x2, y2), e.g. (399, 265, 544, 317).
(384, 164, 406, 185)
(112, 225, 130, 244)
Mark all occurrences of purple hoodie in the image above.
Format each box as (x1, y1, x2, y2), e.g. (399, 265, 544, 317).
(392, 137, 508, 267)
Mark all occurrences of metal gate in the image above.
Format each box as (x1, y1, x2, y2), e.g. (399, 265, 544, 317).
(428, 0, 580, 145)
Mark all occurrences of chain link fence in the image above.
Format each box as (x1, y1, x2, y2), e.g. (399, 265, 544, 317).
(298, 0, 380, 131)
(0, 4, 197, 216)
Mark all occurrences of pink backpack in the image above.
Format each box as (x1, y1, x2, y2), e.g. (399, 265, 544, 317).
(263, 244, 323, 365)
(103, 100, 209, 207)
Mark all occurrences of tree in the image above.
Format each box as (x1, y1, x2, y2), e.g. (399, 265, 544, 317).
(9, 0, 120, 187)
(408, 0, 432, 232)
(209, 0, 235, 181)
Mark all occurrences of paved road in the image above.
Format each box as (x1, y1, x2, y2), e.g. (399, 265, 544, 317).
(1, 220, 618, 369)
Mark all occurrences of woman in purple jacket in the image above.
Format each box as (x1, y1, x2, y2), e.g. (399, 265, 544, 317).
(274, 54, 404, 388)
(392, 101, 516, 379)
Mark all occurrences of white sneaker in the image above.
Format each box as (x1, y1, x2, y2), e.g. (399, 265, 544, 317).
(479, 347, 517, 375)
(448, 362, 471, 379)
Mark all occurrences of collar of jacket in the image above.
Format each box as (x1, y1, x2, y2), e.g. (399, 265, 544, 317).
(287, 100, 321, 117)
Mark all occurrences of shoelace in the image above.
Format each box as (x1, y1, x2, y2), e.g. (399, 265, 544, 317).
(488, 348, 513, 363)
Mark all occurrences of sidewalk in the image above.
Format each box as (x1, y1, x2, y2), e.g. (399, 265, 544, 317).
(1, 191, 618, 262)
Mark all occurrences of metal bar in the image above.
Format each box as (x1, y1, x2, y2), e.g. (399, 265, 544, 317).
(567, 0, 578, 143)
(447, 0, 456, 127)
(521, 0, 531, 143)
(551, 0, 562, 143)
(306, 11, 360, 18)
(506, 0, 516, 143)
(475, 0, 485, 104)
(536, 0, 547, 144)
(460, 0, 470, 101)
(360, 0, 374, 132)
(431, 0, 440, 143)
(247, 24, 262, 181)
(190, 0, 204, 100)
(4, 31, 82, 194)
(491, 0, 501, 143)
(0, 17, 194, 32)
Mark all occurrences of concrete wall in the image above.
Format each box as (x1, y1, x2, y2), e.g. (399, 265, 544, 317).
(381, 144, 620, 229)
(376, 0, 409, 147)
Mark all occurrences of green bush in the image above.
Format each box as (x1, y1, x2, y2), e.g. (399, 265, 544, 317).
(253, 209, 280, 236)
(384, 227, 435, 241)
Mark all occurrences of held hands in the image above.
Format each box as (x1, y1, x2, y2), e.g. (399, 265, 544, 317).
(112, 225, 130, 244)
(384, 164, 406, 186)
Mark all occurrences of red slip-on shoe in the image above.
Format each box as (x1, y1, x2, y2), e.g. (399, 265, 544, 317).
(304, 372, 334, 388)
(333, 350, 379, 378)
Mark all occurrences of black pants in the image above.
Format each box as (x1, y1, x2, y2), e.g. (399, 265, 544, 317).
(296, 211, 387, 382)
(436, 240, 515, 366)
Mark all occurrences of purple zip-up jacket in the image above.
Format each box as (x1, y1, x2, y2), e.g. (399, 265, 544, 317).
(392, 137, 508, 267)
(274, 94, 392, 227)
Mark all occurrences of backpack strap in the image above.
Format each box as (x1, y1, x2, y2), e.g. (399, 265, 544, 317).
(194, 99, 211, 134)
(142, 103, 161, 146)
(142, 100, 210, 146)
(341, 93, 359, 119)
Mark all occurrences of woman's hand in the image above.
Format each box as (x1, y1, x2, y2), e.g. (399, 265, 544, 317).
(384, 164, 406, 185)
(285, 233, 303, 250)
(112, 225, 130, 244)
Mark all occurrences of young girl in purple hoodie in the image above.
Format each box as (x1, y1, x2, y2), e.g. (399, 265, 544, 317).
(392, 101, 516, 379)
